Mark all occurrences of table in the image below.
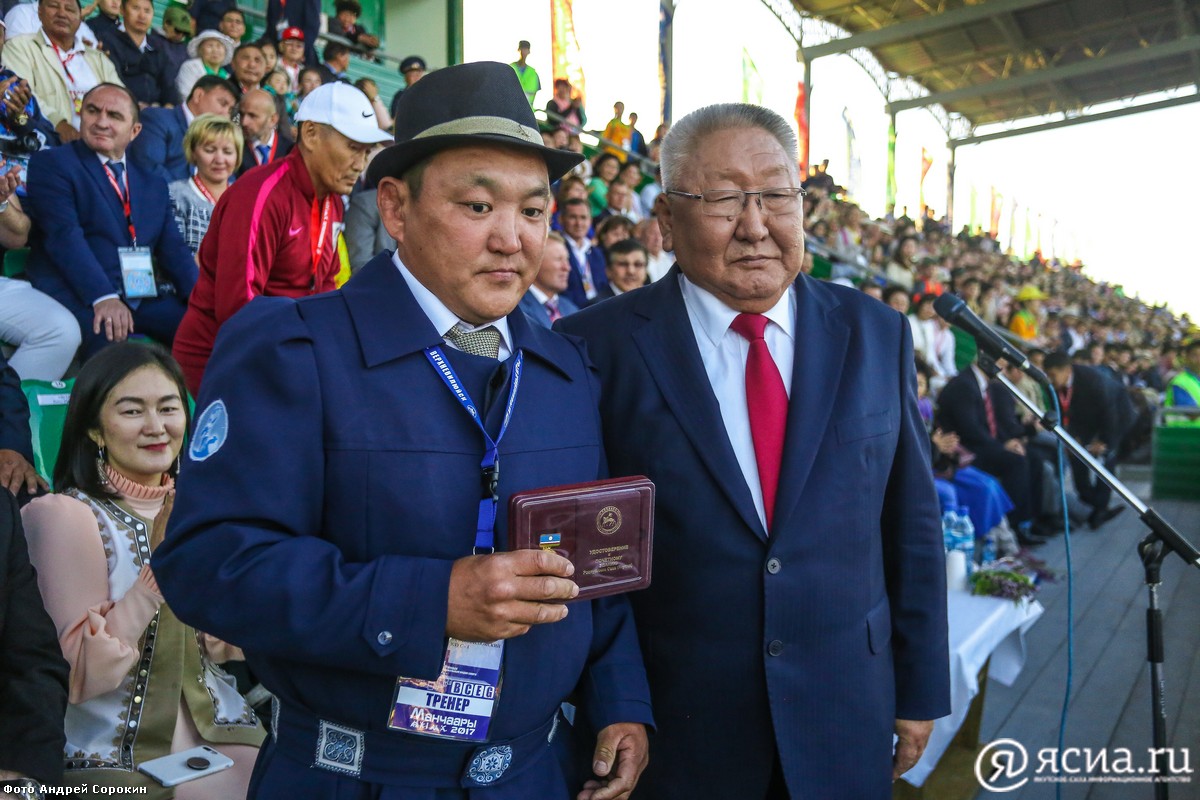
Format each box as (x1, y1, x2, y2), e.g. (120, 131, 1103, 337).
(900, 589, 1044, 789)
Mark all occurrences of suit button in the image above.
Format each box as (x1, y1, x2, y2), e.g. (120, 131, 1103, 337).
(766, 558, 781, 574)
(767, 639, 784, 657)
(377, 631, 393, 646)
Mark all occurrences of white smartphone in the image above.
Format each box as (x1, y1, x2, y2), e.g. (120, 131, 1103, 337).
(137, 745, 234, 787)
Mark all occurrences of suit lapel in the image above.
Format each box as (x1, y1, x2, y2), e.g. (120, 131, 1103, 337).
(631, 270, 766, 540)
(772, 275, 850, 534)
(76, 142, 128, 233)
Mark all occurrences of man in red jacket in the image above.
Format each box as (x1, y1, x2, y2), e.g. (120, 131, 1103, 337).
(172, 82, 390, 392)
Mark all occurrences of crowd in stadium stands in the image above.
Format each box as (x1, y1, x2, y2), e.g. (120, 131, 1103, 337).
(0, 2, 1198, 792)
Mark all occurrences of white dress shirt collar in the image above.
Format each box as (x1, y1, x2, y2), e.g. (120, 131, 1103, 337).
(527, 284, 553, 304)
(679, 272, 795, 355)
(41, 28, 86, 54)
(392, 252, 513, 360)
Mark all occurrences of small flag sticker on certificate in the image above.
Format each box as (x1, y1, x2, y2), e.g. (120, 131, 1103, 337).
(538, 532, 562, 550)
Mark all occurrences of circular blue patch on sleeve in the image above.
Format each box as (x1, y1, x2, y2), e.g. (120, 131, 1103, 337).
(189, 399, 228, 461)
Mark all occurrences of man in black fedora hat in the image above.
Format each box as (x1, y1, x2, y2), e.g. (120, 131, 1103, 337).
(155, 61, 654, 800)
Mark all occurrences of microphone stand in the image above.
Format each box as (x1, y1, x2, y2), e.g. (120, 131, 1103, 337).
(975, 356, 1199, 800)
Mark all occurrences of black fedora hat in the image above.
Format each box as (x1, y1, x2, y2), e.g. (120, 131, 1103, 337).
(365, 61, 583, 187)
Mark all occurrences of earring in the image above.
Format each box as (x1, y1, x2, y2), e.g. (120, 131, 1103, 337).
(96, 444, 109, 485)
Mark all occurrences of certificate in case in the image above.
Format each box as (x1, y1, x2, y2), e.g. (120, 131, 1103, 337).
(508, 476, 654, 600)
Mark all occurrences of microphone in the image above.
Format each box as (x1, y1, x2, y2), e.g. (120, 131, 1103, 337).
(933, 293, 1051, 386)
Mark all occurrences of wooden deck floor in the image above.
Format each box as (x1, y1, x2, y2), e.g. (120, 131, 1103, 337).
(973, 479, 1200, 800)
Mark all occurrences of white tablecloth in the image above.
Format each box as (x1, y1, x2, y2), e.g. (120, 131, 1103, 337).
(901, 590, 1044, 787)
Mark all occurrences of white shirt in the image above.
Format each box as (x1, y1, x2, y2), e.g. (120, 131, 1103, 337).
(527, 284, 561, 306)
(680, 273, 795, 529)
(646, 250, 673, 283)
(40, 28, 101, 127)
(393, 252, 513, 361)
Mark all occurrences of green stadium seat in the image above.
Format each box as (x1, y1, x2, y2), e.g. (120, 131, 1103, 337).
(21, 378, 73, 488)
(3, 247, 29, 279)
(1151, 424, 1200, 500)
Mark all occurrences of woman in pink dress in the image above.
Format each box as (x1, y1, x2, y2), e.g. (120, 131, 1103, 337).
(22, 343, 264, 799)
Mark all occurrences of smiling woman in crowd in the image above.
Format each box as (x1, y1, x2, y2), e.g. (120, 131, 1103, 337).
(21, 343, 264, 798)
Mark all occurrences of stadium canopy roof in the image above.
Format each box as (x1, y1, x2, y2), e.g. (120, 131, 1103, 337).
(788, 0, 1200, 144)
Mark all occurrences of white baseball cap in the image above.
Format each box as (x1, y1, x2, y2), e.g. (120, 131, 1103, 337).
(295, 83, 392, 145)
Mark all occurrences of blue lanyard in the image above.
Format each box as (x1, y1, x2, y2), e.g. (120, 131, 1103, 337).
(424, 345, 524, 553)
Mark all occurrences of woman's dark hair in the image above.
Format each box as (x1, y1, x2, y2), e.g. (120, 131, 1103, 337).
(54, 343, 191, 497)
(592, 152, 620, 179)
(913, 355, 935, 383)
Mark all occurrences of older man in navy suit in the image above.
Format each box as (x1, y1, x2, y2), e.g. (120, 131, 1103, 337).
(129, 75, 238, 183)
(25, 83, 198, 360)
(559, 103, 950, 799)
(155, 62, 652, 800)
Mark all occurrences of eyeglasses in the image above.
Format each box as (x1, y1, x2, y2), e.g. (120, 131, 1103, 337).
(664, 187, 805, 217)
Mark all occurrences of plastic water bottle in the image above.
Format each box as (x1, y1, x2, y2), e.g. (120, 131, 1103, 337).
(955, 507, 976, 574)
(943, 507, 975, 575)
(978, 524, 997, 568)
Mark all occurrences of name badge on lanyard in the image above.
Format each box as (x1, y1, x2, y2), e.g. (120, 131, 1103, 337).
(119, 247, 156, 299)
(387, 344, 523, 743)
(105, 164, 157, 299)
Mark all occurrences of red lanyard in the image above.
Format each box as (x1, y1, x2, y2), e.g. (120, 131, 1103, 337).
(192, 175, 218, 205)
(50, 41, 78, 85)
(103, 164, 136, 244)
(310, 195, 334, 282)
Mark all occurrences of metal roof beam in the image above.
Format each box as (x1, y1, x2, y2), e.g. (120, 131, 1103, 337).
(1174, 0, 1200, 90)
(949, 93, 1200, 147)
(801, 0, 1057, 59)
(888, 35, 1200, 112)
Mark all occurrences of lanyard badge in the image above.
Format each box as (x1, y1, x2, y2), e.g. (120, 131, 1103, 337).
(388, 346, 523, 742)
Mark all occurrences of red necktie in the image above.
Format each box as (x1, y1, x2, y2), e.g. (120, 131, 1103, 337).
(545, 297, 562, 324)
(730, 313, 788, 532)
(982, 383, 998, 438)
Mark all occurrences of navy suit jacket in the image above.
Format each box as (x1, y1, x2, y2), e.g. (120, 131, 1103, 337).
(562, 242, 608, 310)
(129, 105, 189, 184)
(25, 140, 197, 311)
(518, 290, 579, 328)
(559, 267, 950, 799)
(154, 253, 653, 794)
(936, 369, 1023, 462)
(1062, 364, 1130, 449)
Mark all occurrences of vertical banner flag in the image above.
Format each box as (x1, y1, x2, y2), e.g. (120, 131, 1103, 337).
(841, 107, 860, 198)
(1008, 197, 1018, 253)
(885, 117, 897, 213)
(1024, 207, 1033, 259)
(919, 147, 933, 214)
(795, 80, 809, 177)
(969, 184, 977, 230)
(988, 186, 1002, 238)
(659, 1, 673, 124)
(551, 0, 586, 106)
(741, 49, 764, 104)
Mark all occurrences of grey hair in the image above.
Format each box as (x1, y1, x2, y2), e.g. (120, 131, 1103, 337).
(660, 103, 799, 191)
